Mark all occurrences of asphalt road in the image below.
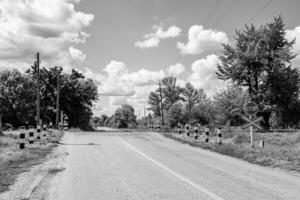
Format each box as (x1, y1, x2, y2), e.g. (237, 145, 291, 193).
(44, 131, 300, 200)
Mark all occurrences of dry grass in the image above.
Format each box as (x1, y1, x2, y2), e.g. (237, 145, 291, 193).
(161, 130, 300, 172)
(0, 130, 62, 193)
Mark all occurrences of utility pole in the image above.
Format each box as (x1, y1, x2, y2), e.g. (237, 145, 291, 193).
(55, 70, 60, 129)
(61, 111, 64, 130)
(36, 52, 41, 128)
(158, 81, 164, 125)
(144, 106, 146, 118)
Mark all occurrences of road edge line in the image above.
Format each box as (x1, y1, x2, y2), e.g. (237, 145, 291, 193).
(122, 139, 224, 200)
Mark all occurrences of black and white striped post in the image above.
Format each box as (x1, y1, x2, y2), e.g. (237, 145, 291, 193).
(49, 122, 53, 129)
(194, 124, 199, 139)
(19, 132, 26, 149)
(178, 123, 182, 134)
(28, 130, 35, 144)
(217, 127, 222, 145)
(36, 125, 41, 140)
(186, 123, 190, 136)
(260, 140, 265, 148)
(205, 127, 209, 143)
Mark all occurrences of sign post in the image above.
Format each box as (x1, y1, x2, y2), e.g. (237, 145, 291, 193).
(242, 102, 262, 148)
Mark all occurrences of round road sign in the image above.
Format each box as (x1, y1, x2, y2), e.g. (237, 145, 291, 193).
(244, 102, 258, 115)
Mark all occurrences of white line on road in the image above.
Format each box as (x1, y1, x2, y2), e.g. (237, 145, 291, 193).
(122, 139, 224, 200)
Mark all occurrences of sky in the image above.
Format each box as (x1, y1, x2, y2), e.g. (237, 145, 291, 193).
(1, 0, 300, 118)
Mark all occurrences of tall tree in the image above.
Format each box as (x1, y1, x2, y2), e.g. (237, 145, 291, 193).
(182, 82, 206, 123)
(217, 16, 299, 129)
(161, 77, 183, 110)
(148, 91, 161, 117)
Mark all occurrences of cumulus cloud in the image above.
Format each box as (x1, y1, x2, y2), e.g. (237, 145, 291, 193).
(135, 24, 181, 49)
(177, 25, 228, 55)
(188, 54, 227, 96)
(98, 60, 165, 97)
(0, 0, 93, 71)
(286, 26, 300, 67)
(166, 63, 185, 76)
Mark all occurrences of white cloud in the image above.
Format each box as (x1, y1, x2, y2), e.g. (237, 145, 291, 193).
(189, 54, 227, 97)
(0, 0, 93, 71)
(135, 24, 181, 49)
(69, 47, 86, 63)
(177, 25, 228, 55)
(286, 26, 300, 68)
(167, 63, 185, 76)
(98, 60, 165, 97)
(134, 37, 160, 49)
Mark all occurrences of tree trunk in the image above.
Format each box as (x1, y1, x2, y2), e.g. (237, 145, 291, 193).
(0, 114, 3, 136)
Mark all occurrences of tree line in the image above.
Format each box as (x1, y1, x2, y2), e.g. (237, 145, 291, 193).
(148, 16, 300, 130)
(0, 66, 98, 131)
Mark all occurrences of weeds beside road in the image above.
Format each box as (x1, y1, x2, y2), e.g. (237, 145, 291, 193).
(161, 130, 300, 173)
(0, 130, 63, 193)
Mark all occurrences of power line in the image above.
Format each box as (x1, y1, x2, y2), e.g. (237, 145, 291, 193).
(202, 0, 223, 26)
(213, 0, 239, 28)
(246, 0, 273, 24)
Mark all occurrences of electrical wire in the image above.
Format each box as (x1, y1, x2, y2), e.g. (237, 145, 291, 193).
(213, 0, 239, 28)
(246, 0, 273, 24)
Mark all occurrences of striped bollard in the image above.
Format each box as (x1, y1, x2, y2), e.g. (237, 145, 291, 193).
(36, 125, 41, 140)
(29, 130, 35, 144)
(205, 127, 209, 143)
(178, 123, 182, 134)
(217, 127, 222, 145)
(260, 140, 265, 148)
(194, 125, 198, 139)
(186, 124, 190, 136)
(19, 132, 26, 149)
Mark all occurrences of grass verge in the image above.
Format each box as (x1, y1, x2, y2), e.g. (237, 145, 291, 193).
(161, 131, 300, 173)
(0, 130, 63, 193)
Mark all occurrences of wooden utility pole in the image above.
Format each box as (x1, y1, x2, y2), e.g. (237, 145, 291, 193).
(55, 70, 60, 129)
(36, 52, 41, 128)
(158, 81, 164, 125)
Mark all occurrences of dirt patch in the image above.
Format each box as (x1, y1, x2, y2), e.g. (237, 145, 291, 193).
(0, 130, 63, 193)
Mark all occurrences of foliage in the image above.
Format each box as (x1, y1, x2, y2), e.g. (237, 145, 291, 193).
(0, 70, 36, 127)
(182, 82, 206, 122)
(0, 67, 98, 130)
(161, 77, 184, 110)
(111, 104, 137, 128)
(213, 86, 249, 126)
(165, 103, 185, 128)
(191, 99, 216, 125)
(148, 91, 161, 117)
(217, 16, 300, 129)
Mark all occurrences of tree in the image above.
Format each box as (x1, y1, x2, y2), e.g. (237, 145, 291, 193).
(213, 86, 249, 126)
(192, 99, 216, 125)
(217, 16, 299, 129)
(161, 77, 183, 110)
(0, 70, 36, 127)
(182, 82, 206, 123)
(165, 103, 185, 128)
(112, 104, 137, 128)
(148, 91, 161, 117)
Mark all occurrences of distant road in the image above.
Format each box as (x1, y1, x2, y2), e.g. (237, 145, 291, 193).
(43, 131, 300, 200)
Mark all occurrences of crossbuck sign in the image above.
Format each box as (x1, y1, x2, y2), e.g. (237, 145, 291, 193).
(241, 102, 263, 147)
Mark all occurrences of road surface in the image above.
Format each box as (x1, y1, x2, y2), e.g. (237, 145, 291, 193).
(42, 131, 300, 200)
